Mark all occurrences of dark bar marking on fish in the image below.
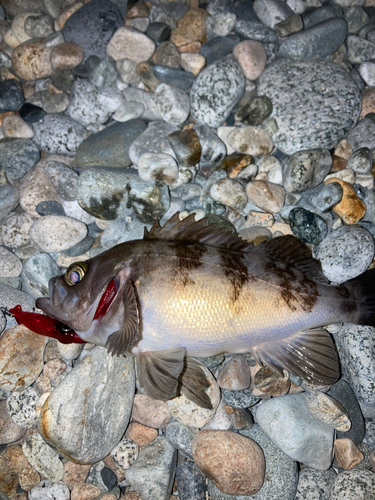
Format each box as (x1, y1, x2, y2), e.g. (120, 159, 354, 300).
(336, 284, 359, 316)
(219, 248, 251, 305)
(170, 242, 206, 287)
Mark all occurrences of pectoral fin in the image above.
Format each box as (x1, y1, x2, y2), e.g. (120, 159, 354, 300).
(179, 357, 212, 409)
(252, 329, 340, 385)
(105, 279, 139, 356)
(137, 347, 186, 401)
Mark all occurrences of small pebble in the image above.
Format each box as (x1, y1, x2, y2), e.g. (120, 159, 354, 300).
(334, 438, 364, 470)
(0, 399, 26, 444)
(71, 482, 101, 500)
(253, 367, 291, 397)
(328, 469, 375, 499)
(107, 26, 155, 63)
(62, 461, 90, 490)
(289, 207, 328, 244)
(295, 467, 337, 500)
(165, 421, 196, 459)
(138, 152, 178, 185)
(131, 395, 171, 429)
(306, 391, 351, 432)
(28, 480, 70, 500)
(0, 79, 24, 112)
(210, 178, 248, 211)
(1, 114, 34, 139)
(110, 438, 138, 470)
(232, 40, 267, 81)
(29, 215, 88, 253)
(228, 126, 273, 156)
(126, 422, 159, 450)
(324, 177, 366, 224)
(176, 460, 205, 500)
(6, 387, 39, 429)
(217, 355, 251, 391)
(246, 180, 285, 213)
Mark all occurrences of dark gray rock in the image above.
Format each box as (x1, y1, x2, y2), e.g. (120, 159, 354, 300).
(310, 182, 343, 212)
(62, 0, 124, 62)
(345, 6, 369, 35)
(33, 114, 87, 156)
(0, 139, 40, 182)
(19, 102, 46, 123)
(36, 201, 65, 217)
(223, 388, 260, 408)
(0, 80, 24, 113)
(64, 235, 95, 257)
(199, 35, 241, 66)
(176, 461, 205, 500)
(0, 184, 20, 222)
(347, 35, 375, 64)
(257, 59, 361, 154)
(152, 65, 195, 91)
(146, 22, 171, 43)
(235, 19, 278, 43)
(289, 207, 328, 244)
(44, 161, 78, 201)
(76, 119, 147, 168)
(234, 96, 272, 126)
(347, 118, 375, 157)
(165, 421, 196, 459)
(88, 55, 118, 89)
(279, 18, 348, 61)
(303, 5, 343, 29)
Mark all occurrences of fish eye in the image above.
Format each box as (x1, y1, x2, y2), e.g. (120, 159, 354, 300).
(64, 262, 89, 286)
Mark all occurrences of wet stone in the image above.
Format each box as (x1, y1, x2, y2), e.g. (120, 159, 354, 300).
(310, 182, 343, 212)
(194, 125, 226, 167)
(19, 103, 48, 124)
(283, 149, 332, 193)
(176, 460, 205, 500)
(165, 421, 196, 459)
(168, 129, 202, 168)
(223, 388, 260, 409)
(33, 114, 87, 156)
(295, 467, 337, 500)
(146, 22, 171, 43)
(334, 438, 364, 470)
(289, 207, 328, 244)
(153, 65, 195, 91)
(200, 35, 241, 65)
(235, 96, 272, 126)
(0, 80, 24, 112)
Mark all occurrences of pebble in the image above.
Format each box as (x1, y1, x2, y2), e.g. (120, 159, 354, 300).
(235, 96, 272, 126)
(194, 124, 227, 167)
(50, 42, 84, 71)
(29, 215, 87, 253)
(253, 367, 291, 397)
(63, 461, 90, 490)
(347, 118, 375, 157)
(168, 128, 202, 168)
(180, 52, 206, 75)
(0, 138, 40, 182)
(22, 432, 64, 482)
(6, 386, 39, 429)
(165, 421, 196, 459)
(347, 35, 375, 64)
(274, 13, 304, 37)
(131, 395, 171, 429)
(310, 182, 343, 212)
(325, 177, 366, 224)
(227, 126, 273, 156)
(153, 65, 196, 91)
(125, 436, 177, 500)
(306, 391, 351, 432)
(314, 225, 374, 283)
(246, 180, 285, 213)
(62, 0, 123, 62)
(257, 59, 361, 154)
(67, 79, 112, 127)
(110, 438, 138, 470)
(0, 79, 24, 112)
(176, 460, 206, 500)
(129, 120, 179, 166)
(295, 467, 337, 500)
(12, 40, 53, 80)
(76, 119, 147, 169)
(199, 34, 240, 66)
(154, 83, 190, 125)
(28, 480, 70, 500)
(328, 469, 375, 499)
(283, 149, 332, 192)
(193, 430, 265, 495)
(348, 147, 372, 174)
(170, 8, 207, 47)
(279, 18, 348, 61)
(289, 207, 328, 244)
(334, 438, 364, 470)
(2, 115, 34, 139)
(107, 26, 155, 63)
(206, 12, 237, 38)
(0, 184, 19, 222)
(256, 393, 335, 469)
(0, 212, 35, 248)
(210, 178, 248, 211)
(71, 482, 101, 500)
(126, 422, 158, 449)
(232, 40, 267, 81)
(124, 87, 163, 121)
(44, 161, 78, 201)
(21, 253, 60, 299)
(235, 19, 278, 43)
(33, 113, 87, 155)
(223, 388, 260, 409)
(190, 58, 246, 128)
(0, 325, 46, 393)
(89, 56, 119, 89)
(24, 14, 54, 38)
(0, 399, 26, 444)
(0, 246, 22, 278)
(217, 355, 251, 391)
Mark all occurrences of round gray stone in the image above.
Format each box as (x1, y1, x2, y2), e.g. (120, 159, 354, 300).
(257, 59, 361, 155)
(0, 184, 19, 222)
(190, 58, 246, 128)
(0, 138, 40, 182)
(295, 467, 337, 500)
(328, 469, 375, 499)
(21, 253, 60, 299)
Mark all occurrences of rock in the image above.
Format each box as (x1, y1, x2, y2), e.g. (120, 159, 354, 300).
(0, 399, 26, 444)
(190, 58, 246, 128)
(2, 115, 34, 139)
(325, 178, 366, 224)
(76, 119, 147, 169)
(50, 42, 84, 71)
(180, 53, 206, 76)
(235, 96, 273, 126)
(217, 355, 251, 390)
(274, 13, 303, 37)
(232, 40, 267, 81)
(63, 461, 90, 490)
(22, 432, 64, 482)
(19, 462, 40, 491)
(167, 129, 201, 168)
(44, 161, 78, 202)
(0, 325, 46, 393)
(0, 138, 40, 182)
(6, 386, 39, 429)
(124, 87, 163, 121)
(0, 184, 19, 222)
(334, 438, 364, 470)
(206, 11, 237, 39)
(194, 125, 226, 167)
(29, 216, 87, 253)
(62, 0, 123, 62)
(66, 79, 112, 127)
(347, 118, 375, 157)
(289, 207, 328, 244)
(107, 26, 155, 63)
(27, 89, 70, 114)
(39, 347, 135, 463)
(279, 18, 348, 61)
(246, 180, 285, 213)
(28, 480, 70, 500)
(146, 22, 171, 43)
(176, 461, 206, 500)
(314, 225, 374, 283)
(125, 436, 177, 500)
(12, 40, 53, 80)
(131, 395, 171, 429)
(193, 430, 265, 495)
(0, 246, 22, 278)
(110, 438, 138, 470)
(71, 482, 101, 500)
(126, 422, 158, 450)
(33, 114, 87, 156)
(129, 121, 179, 166)
(257, 59, 361, 155)
(165, 421, 196, 459)
(310, 182, 343, 212)
(328, 469, 375, 499)
(253, 367, 290, 397)
(256, 393, 335, 469)
(306, 391, 351, 432)
(24, 13, 54, 38)
(0, 444, 29, 497)
(137, 153, 178, 185)
(21, 253, 60, 300)
(283, 149, 332, 192)
(170, 8, 207, 47)
(210, 178, 248, 211)
(235, 19, 278, 43)
(348, 148, 372, 174)
(0, 212, 35, 248)
(112, 101, 145, 122)
(254, 0, 294, 28)
(154, 83, 190, 125)
(227, 126, 273, 156)
(0, 80, 24, 112)
(347, 35, 375, 64)
(223, 388, 260, 409)
(200, 34, 240, 66)
(295, 467, 337, 500)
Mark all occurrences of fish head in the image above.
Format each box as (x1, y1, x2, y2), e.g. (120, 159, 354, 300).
(36, 250, 131, 333)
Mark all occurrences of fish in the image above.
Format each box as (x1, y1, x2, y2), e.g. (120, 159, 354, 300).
(33, 212, 375, 409)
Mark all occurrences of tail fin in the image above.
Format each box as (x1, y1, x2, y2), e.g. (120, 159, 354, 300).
(347, 267, 375, 327)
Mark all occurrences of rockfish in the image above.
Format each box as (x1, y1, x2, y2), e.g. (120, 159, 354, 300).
(30, 213, 375, 408)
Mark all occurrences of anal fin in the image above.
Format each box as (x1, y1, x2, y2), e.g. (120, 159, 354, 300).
(137, 347, 186, 401)
(252, 329, 340, 386)
(179, 357, 212, 409)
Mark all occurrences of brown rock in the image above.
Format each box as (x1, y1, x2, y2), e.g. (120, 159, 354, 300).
(71, 482, 101, 500)
(192, 430, 265, 495)
(179, 41, 202, 53)
(99, 495, 117, 500)
(50, 42, 84, 70)
(12, 39, 53, 80)
(325, 177, 366, 224)
(44, 338, 63, 363)
(154, 41, 181, 69)
(334, 438, 364, 470)
(360, 86, 375, 119)
(246, 211, 274, 228)
(217, 355, 250, 391)
(131, 395, 171, 429)
(180, 52, 206, 75)
(224, 406, 254, 430)
(126, 422, 158, 449)
(0, 111, 18, 126)
(34, 375, 52, 394)
(106, 26, 155, 63)
(233, 40, 267, 81)
(55, 2, 84, 30)
(0, 325, 46, 393)
(0, 445, 29, 496)
(228, 126, 273, 156)
(246, 180, 285, 213)
(167, 128, 202, 167)
(126, 1, 150, 18)
(18, 463, 40, 491)
(218, 153, 254, 178)
(136, 61, 160, 91)
(0, 400, 26, 445)
(170, 9, 207, 47)
(63, 461, 90, 490)
(253, 367, 290, 397)
(331, 154, 348, 173)
(334, 139, 353, 160)
(306, 391, 351, 432)
(22, 83, 34, 99)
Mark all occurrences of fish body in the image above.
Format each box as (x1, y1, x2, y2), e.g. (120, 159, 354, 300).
(35, 213, 374, 407)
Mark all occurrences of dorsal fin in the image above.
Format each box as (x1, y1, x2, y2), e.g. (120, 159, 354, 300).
(253, 235, 329, 284)
(144, 212, 255, 252)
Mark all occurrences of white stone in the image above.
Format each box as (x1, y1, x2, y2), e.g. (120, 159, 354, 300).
(324, 168, 356, 184)
(97, 86, 126, 113)
(29, 216, 88, 253)
(112, 101, 145, 122)
(257, 156, 283, 184)
(11, 12, 34, 44)
(155, 83, 190, 126)
(62, 200, 96, 224)
(0, 212, 35, 247)
(22, 432, 64, 482)
(138, 152, 179, 185)
(1, 115, 34, 139)
(254, 0, 294, 28)
(286, 0, 307, 13)
(111, 438, 139, 470)
(29, 480, 70, 500)
(67, 79, 111, 127)
(228, 126, 274, 156)
(107, 26, 155, 63)
(359, 61, 375, 86)
(217, 127, 237, 155)
(0, 246, 22, 277)
(210, 178, 248, 211)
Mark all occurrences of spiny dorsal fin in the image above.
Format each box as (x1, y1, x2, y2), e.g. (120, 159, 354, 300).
(144, 212, 255, 252)
(253, 235, 329, 284)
